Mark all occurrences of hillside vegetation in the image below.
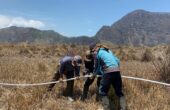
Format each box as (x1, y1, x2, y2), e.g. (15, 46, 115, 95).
(1, 10, 170, 46)
(0, 43, 169, 110)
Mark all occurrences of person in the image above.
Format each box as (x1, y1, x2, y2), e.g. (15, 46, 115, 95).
(47, 55, 82, 101)
(81, 50, 101, 101)
(91, 43, 126, 110)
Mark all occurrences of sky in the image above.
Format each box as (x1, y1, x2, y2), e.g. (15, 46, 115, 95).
(0, 0, 170, 37)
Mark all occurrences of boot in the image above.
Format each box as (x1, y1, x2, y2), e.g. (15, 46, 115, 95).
(96, 93, 100, 102)
(120, 96, 126, 110)
(95, 88, 100, 102)
(81, 86, 89, 101)
(100, 96, 110, 110)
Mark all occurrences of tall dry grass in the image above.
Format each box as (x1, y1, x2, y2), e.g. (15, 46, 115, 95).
(0, 43, 169, 110)
(152, 45, 170, 83)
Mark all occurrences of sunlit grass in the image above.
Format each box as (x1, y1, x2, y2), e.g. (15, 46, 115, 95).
(0, 43, 169, 110)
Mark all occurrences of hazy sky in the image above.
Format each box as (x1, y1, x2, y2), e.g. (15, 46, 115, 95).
(0, 0, 170, 37)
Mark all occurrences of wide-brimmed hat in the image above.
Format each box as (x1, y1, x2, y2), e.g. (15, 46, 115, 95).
(84, 50, 93, 61)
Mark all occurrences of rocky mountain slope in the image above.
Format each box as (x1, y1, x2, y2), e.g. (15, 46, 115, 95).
(0, 10, 170, 45)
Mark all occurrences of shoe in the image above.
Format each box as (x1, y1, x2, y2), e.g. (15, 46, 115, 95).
(67, 97, 74, 102)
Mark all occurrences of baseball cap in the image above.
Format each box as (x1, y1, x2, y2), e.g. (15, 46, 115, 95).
(74, 55, 83, 66)
(89, 42, 97, 51)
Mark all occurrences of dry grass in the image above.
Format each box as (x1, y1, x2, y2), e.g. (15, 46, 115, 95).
(152, 45, 170, 83)
(0, 43, 169, 110)
(141, 48, 154, 62)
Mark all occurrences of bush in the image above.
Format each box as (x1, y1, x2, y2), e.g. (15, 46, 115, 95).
(141, 48, 154, 62)
(152, 46, 170, 83)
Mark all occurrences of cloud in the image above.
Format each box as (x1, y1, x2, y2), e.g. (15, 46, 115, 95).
(0, 15, 45, 29)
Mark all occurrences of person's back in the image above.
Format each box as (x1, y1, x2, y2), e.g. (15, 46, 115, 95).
(97, 48, 120, 74)
(98, 49, 119, 65)
(84, 58, 94, 73)
(59, 56, 74, 73)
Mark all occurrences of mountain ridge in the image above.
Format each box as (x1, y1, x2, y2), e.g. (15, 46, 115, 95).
(95, 9, 170, 45)
(0, 10, 170, 45)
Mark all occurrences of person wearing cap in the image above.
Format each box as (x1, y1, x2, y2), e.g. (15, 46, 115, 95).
(47, 55, 82, 101)
(92, 44, 126, 110)
(81, 50, 101, 101)
(89, 42, 98, 51)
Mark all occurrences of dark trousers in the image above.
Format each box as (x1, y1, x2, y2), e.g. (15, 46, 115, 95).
(47, 71, 60, 91)
(48, 70, 74, 97)
(82, 77, 101, 100)
(99, 71, 124, 97)
(64, 71, 74, 97)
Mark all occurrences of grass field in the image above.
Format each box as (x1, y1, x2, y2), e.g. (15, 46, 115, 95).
(0, 43, 169, 110)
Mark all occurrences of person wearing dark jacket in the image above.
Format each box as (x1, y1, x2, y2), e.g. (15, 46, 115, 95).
(81, 50, 101, 101)
(47, 55, 82, 101)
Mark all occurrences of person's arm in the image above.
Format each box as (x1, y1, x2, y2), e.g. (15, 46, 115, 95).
(75, 66, 80, 76)
(83, 68, 90, 75)
(59, 61, 65, 80)
(93, 52, 101, 75)
(83, 60, 91, 75)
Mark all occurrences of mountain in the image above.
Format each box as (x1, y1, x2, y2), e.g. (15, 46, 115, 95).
(0, 26, 65, 43)
(0, 26, 98, 44)
(95, 10, 170, 45)
(0, 10, 170, 45)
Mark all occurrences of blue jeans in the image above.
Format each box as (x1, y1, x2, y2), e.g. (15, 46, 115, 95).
(99, 71, 124, 97)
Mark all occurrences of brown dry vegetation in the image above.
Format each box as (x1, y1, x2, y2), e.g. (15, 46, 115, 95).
(0, 43, 169, 110)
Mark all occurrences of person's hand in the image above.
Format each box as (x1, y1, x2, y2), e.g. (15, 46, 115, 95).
(90, 73, 96, 79)
(59, 78, 64, 83)
(76, 76, 80, 80)
(83, 71, 86, 76)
